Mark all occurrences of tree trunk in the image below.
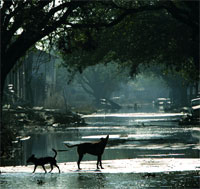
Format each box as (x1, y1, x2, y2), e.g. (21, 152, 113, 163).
(1, 72, 7, 101)
(169, 83, 189, 108)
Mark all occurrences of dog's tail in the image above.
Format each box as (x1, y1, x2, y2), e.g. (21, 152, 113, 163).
(64, 143, 79, 148)
(52, 148, 57, 158)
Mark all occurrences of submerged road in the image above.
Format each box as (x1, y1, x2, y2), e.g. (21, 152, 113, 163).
(1, 111, 200, 188)
(1, 158, 200, 173)
(1, 159, 200, 188)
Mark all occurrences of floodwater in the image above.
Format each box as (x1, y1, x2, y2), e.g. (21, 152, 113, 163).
(1, 171, 200, 188)
(1, 111, 200, 188)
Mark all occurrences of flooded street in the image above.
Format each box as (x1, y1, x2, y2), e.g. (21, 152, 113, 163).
(1, 171, 200, 189)
(1, 111, 200, 188)
(2, 0, 199, 188)
(20, 112, 200, 164)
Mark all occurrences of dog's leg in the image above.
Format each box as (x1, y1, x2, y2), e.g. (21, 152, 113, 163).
(97, 155, 102, 169)
(54, 163, 60, 173)
(98, 155, 104, 169)
(97, 156, 100, 169)
(77, 154, 83, 170)
(49, 164, 53, 173)
(42, 165, 47, 173)
(33, 165, 37, 173)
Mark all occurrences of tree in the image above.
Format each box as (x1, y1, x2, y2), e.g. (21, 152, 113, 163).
(140, 64, 191, 107)
(1, 0, 199, 96)
(75, 63, 128, 109)
(1, 0, 130, 94)
(59, 1, 199, 101)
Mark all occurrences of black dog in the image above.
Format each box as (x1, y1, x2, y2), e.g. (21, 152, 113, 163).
(65, 135, 109, 170)
(27, 148, 60, 173)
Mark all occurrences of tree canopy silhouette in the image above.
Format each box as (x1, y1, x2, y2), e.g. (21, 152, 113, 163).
(1, 0, 199, 95)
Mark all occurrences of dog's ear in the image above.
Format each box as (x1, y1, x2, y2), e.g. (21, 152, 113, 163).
(106, 135, 109, 139)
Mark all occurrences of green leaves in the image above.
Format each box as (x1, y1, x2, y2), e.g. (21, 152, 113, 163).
(2, 0, 198, 88)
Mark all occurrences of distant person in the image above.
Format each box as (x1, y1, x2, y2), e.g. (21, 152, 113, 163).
(134, 103, 138, 111)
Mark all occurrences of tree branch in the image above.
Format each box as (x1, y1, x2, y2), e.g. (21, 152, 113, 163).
(38, 1, 87, 40)
(1, 0, 13, 23)
(79, 78, 94, 96)
(163, 1, 198, 30)
(66, 4, 166, 29)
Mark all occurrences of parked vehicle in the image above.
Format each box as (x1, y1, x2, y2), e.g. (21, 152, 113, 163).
(191, 98, 200, 107)
(179, 97, 200, 125)
(153, 98, 172, 112)
(191, 98, 200, 119)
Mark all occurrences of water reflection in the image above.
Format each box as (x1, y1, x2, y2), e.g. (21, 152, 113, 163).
(76, 173, 106, 188)
(1, 172, 199, 188)
(8, 112, 200, 166)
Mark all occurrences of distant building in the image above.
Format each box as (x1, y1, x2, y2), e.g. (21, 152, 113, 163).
(4, 50, 57, 107)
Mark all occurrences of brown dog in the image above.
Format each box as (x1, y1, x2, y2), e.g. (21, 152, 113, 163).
(65, 135, 109, 170)
(27, 148, 60, 173)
